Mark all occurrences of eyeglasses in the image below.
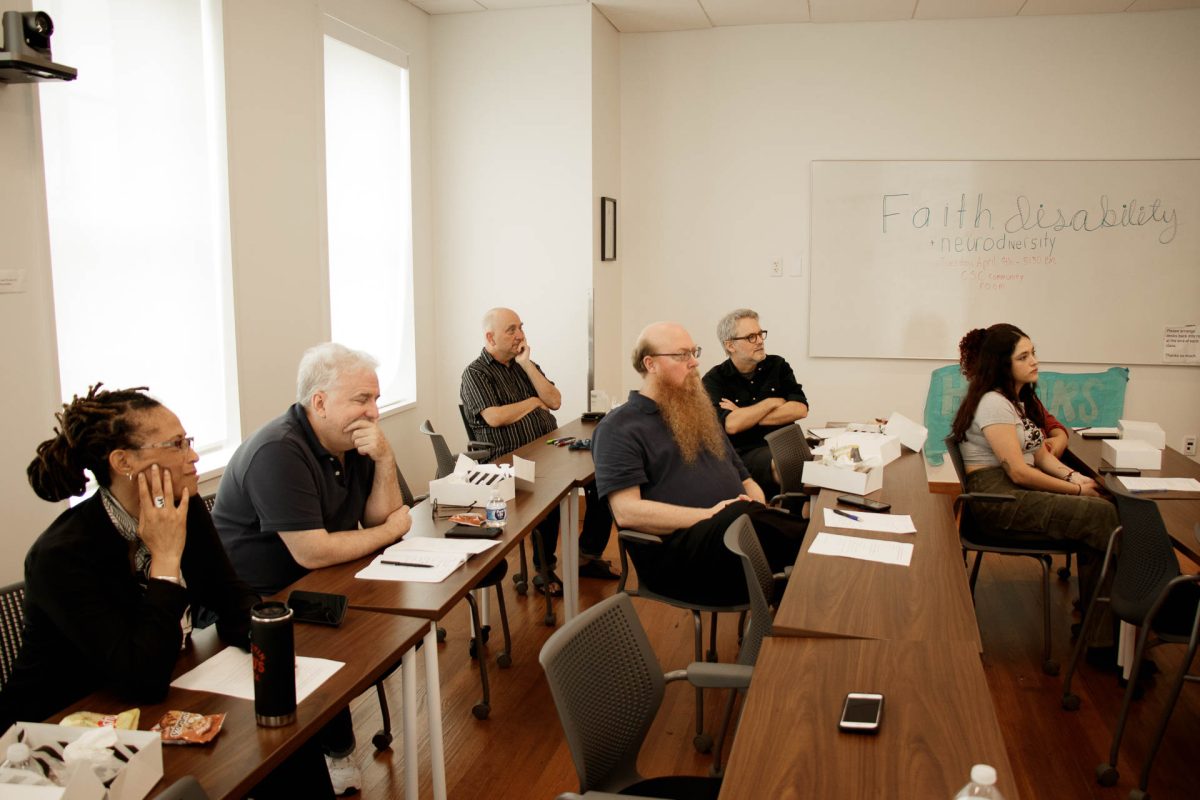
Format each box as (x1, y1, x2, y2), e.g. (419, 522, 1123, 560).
(728, 330, 768, 345)
(647, 347, 702, 362)
(136, 435, 195, 453)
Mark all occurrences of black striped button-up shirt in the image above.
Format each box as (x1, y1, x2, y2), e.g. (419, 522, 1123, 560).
(460, 349, 558, 457)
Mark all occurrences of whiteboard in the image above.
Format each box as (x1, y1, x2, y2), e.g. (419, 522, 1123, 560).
(809, 160, 1200, 365)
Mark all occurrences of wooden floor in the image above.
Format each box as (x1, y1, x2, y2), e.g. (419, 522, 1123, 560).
(344, 539, 1199, 800)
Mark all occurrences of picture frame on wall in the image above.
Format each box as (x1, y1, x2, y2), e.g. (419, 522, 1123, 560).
(601, 196, 617, 261)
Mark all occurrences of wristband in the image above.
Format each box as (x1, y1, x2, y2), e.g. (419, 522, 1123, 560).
(1075, 484, 1081, 496)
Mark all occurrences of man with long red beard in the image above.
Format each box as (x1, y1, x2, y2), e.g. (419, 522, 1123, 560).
(593, 322, 807, 607)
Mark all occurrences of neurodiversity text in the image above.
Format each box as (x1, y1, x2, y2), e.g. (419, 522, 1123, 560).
(881, 192, 1179, 247)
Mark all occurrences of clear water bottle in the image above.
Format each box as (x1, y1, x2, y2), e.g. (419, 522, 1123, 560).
(954, 764, 1005, 799)
(485, 491, 507, 528)
(0, 742, 55, 786)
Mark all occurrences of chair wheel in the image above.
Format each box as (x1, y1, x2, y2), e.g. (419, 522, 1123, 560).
(1061, 693, 1081, 711)
(515, 580, 528, 595)
(693, 733, 713, 753)
(544, 613, 556, 627)
(436, 626, 447, 643)
(372, 731, 392, 751)
(497, 653, 512, 668)
(1042, 659, 1060, 676)
(469, 640, 479, 659)
(705, 650, 718, 664)
(708, 765, 724, 778)
(1057, 566, 1071, 581)
(472, 703, 490, 720)
(1096, 763, 1119, 786)
(480, 625, 491, 644)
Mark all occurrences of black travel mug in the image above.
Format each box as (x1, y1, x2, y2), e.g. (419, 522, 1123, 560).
(250, 601, 296, 727)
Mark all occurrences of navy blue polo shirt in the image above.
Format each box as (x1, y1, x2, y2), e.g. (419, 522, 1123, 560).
(593, 391, 748, 508)
(213, 403, 375, 595)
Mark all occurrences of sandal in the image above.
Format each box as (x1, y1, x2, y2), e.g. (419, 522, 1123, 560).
(579, 558, 621, 580)
(533, 571, 564, 597)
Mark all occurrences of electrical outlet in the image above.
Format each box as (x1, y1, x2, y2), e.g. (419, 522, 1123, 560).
(769, 259, 783, 277)
(1184, 436, 1197, 457)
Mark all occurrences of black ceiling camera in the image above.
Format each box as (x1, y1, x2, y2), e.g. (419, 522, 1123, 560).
(0, 10, 78, 83)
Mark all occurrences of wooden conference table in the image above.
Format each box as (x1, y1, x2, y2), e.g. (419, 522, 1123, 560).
(52, 610, 428, 800)
(1065, 430, 1200, 563)
(722, 447, 1016, 799)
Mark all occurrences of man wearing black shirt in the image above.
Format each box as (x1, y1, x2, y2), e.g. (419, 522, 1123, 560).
(702, 309, 808, 499)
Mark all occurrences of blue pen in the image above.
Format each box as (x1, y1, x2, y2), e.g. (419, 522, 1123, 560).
(833, 508, 860, 522)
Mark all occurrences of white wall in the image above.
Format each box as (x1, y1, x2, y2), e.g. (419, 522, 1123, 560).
(0, 1, 65, 584)
(591, 7, 622, 407)
(430, 5, 593, 442)
(0, 0, 435, 584)
(618, 10, 1200, 451)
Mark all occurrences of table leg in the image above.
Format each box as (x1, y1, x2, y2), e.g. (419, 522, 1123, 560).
(423, 621, 447, 800)
(562, 489, 580, 621)
(402, 646, 419, 800)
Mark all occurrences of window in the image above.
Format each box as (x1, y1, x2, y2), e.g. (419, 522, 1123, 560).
(40, 0, 238, 455)
(322, 18, 415, 409)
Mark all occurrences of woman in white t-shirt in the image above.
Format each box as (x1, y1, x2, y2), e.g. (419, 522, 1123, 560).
(951, 323, 1118, 653)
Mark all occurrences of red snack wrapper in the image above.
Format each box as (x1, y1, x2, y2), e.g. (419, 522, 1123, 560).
(152, 710, 226, 745)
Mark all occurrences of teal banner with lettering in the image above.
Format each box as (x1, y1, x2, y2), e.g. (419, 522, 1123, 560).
(923, 365, 1130, 466)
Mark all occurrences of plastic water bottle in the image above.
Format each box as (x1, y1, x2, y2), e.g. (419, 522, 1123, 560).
(486, 491, 507, 528)
(953, 764, 1005, 799)
(0, 742, 55, 786)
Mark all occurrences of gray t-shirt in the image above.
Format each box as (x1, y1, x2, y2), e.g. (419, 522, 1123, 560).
(960, 391, 1044, 468)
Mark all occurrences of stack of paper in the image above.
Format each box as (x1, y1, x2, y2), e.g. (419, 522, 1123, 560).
(355, 536, 500, 583)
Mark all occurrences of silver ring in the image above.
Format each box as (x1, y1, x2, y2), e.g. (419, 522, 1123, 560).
(153, 496, 166, 508)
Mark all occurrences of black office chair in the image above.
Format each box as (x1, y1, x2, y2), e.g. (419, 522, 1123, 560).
(540, 592, 748, 799)
(763, 424, 815, 515)
(616, 528, 749, 754)
(155, 776, 211, 800)
(0, 581, 26, 692)
(1060, 490, 1199, 799)
(944, 435, 1079, 676)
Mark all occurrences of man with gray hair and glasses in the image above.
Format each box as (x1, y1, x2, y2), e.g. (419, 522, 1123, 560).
(702, 308, 808, 500)
(214, 342, 410, 796)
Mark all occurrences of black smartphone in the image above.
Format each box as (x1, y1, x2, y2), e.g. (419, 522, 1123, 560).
(1100, 466, 1141, 476)
(444, 524, 502, 539)
(287, 590, 347, 627)
(581, 412, 606, 422)
(838, 692, 884, 734)
(837, 494, 892, 513)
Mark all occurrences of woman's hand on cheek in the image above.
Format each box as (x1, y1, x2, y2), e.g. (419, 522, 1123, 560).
(137, 465, 188, 570)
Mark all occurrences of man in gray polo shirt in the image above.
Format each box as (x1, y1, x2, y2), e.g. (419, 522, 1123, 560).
(214, 342, 410, 796)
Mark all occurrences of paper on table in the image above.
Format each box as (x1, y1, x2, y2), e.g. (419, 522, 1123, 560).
(387, 537, 500, 556)
(808, 427, 847, 439)
(1117, 477, 1200, 493)
(807, 531, 913, 566)
(356, 551, 466, 583)
(170, 646, 343, 702)
(823, 508, 916, 534)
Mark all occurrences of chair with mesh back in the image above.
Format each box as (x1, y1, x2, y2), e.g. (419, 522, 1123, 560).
(0, 581, 27, 693)
(1060, 490, 1199, 799)
(944, 435, 1077, 676)
(540, 592, 748, 800)
(616, 528, 749, 754)
(155, 776, 211, 800)
(763, 424, 815, 513)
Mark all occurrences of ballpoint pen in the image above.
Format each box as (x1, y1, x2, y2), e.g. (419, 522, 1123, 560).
(382, 560, 434, 568)
(833, 508, 860, 521)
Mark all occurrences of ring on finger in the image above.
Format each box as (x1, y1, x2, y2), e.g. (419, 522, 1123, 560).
(153, 495, 166, 509)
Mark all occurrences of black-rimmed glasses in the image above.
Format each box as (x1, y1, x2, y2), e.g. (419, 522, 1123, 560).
(136, 436, 195, 453)
(728, 330, 768, 345)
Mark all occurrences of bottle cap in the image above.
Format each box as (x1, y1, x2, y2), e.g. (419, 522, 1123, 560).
(970, 764, 997, 786)
(6, 742, 31, 762)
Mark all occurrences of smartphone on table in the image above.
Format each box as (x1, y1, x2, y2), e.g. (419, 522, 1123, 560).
(838, 692, 884, 734)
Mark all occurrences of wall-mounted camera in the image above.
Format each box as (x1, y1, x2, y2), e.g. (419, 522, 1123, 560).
(0, 10, 77, 83)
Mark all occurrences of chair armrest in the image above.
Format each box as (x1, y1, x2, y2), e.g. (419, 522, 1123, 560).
(465, 447, 492, 462)
(664, 664, 753, 689)
(768, 491, 809, 508)
(953, 492, 1016, 514)
(411, 493, 429, 504)
(617, 529, 664, 547)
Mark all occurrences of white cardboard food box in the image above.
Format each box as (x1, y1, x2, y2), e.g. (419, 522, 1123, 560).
(814, 432, 901, 467)
(1101, 439, 1162, 470)
(801, 460, 884, 495)
(428, 454, 535, 508)
(0, 723, 162, 800)
(883, 412, 928, 453)
(1117, 419, 1166, 450)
